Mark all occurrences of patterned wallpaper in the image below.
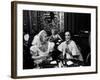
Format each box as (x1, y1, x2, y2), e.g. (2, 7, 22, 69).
(23, 10, 64, 36)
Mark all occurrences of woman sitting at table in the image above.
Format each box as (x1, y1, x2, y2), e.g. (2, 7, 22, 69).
(58, 31, 83, 67)
(30, 30, 55, 68)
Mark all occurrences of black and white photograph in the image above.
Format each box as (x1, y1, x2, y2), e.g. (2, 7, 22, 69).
(23, 11, 91, 69)
(11, 1, 97, 78)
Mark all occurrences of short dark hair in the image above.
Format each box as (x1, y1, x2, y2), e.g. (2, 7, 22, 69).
(65, 30, 72, 36)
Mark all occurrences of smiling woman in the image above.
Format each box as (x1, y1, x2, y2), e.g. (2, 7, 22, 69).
(58, 31, 83, 67)
(30, 30, 55, 68)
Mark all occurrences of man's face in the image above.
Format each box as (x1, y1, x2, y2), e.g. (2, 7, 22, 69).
(51, 29, 56, 35)
(65, 32, 71, 41)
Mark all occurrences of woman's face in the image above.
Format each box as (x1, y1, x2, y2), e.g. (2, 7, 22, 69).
(65, 32, 71, 42)
(41, 32, 47, 43)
